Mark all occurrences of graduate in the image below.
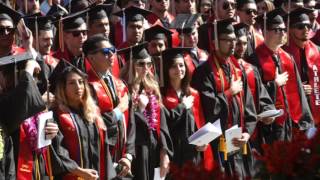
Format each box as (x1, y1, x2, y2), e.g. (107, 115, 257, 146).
(0, 4, 58, 179)
(172, 14, 209, 76)
(160, 48, 215, 171)
(191, 18, 257, 178)
(282, 7, 320, 125)
(82, 34, 135, 179)
(51, 66, 116, 180)
(248, 9, 314, 142)
(119, 43, 173, 180)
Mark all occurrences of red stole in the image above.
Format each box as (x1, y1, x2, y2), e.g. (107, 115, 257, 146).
(184, 53, 196, 76)
(111, 54, 123, 78)
(87, 69, 129, 156)
(56, 109, 107, 180)
(283, 40, 320, 124)
(53, 48, 91, 71)
(209, 54, 245, 129)
(238, 59, 258, 109)
(163, 87, 215, 171)
(253, 29, 264, 48)
(256, 44, 304, 125)
(44, 52, 59, 68)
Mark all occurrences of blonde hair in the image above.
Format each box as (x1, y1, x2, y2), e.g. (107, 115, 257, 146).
(54, 67, 101, 123)
(121, 61, 162, 104)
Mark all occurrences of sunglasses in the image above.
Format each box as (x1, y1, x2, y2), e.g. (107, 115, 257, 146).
(270, 27, 287, 33)
(293, 24, 312, 30)
(241, 8, 258, 15)
(155, 0, 168, 2)
(0, 27, 15, 36)
(137, 61, 153, 68)
(68, 30, 87, 37)
(99, 47, 116, 55)
(222, 2, 236, 10)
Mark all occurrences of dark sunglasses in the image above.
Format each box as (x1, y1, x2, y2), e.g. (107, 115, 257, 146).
(241, 8, 258, 15)
(270, 27, 287, 33)
(68, 30, 87, 37)
(99, 47, 116, 55)
(155, 0, 168, 2)
(137, 61, 153, 68)
(293, 24, 312, 30)
(222, 2, 236, 10)
(0, 27, 15, 36)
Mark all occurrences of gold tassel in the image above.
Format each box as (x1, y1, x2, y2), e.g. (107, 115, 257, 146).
(46, 147, 54, 180)
(242, 143, 247, 155)
(24, 0, 27, 14)
(219, 136, 227, 161)
(58, 18, 64, 52)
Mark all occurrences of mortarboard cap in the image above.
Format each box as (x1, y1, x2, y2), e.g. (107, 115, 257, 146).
(285, 7, 313, 27)
(255, 8, 286, 29)
(62, 9, 88, 31)
(215, 18, 236, 37)
(282, 0, 303, 5)
(66, 0, 89, 13)
(117, 42, 150, 84)
(47, 4, 68, 18)
(171, 14, 200, 34)
(161, 47, 192, 62)
(144, 25, 173, 47)
(25, 15, 55, 31)
(113, 5, 153, 23)
(0, 52, 34, 66)
(0, 2, 23, 26)
(236, 0, 256, 9)
(88, 4, 113, 22)
(234, 23, 249, 37)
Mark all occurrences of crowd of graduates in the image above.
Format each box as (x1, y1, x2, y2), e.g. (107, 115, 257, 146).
(0, 0, 319, 179)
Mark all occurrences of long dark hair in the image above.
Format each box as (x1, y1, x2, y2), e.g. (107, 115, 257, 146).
(161, 56, 191, 97)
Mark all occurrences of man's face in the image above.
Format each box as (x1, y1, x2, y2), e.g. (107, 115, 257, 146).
(305, 1, 318, 22)
(88, 40, 115, 71)
(150, 0, 169, 12)
(147, 39, 167, 56)
(200, 0, 212, 17)
(126, 21, 144, 44)
(181, 29, 198, 47)
(234, 35, 248, 59)
(257, 1, 267, 15)
(64, 23, 88, 56)
(38, 30, 53, 55)
(290, 23, 311, 42)
(26, 0, 40, 14)
(237, 3, 258, 26)
(266, 23, 287, 46)
(217, 0, 236, 19)
(175, 0, 196, 14)
(89, 17, 110, 38)
(217, 33, 236, 57)
(0, 20, 15, 50)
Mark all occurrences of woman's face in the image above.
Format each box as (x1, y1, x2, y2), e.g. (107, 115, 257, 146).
(169, 57, 186, 82)
(134, 58, 153, 79)
(65, 72, 85, 105)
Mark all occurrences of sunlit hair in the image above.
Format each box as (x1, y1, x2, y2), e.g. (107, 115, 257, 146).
(120, 58, 162, 103)
(54, 67, 101, 123)
(161, 56, 191, 96)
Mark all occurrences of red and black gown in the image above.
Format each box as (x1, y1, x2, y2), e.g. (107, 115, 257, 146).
(191, 54, 257, 178)
(0, 46, 54, 180)
(162, 87, 215, 171)
(283, 39, 320, 125)
(87, 69, 136, 169)
(131, 92, 173, 180)
(248, 43, 314, 142)
(51, 107, 116, 180)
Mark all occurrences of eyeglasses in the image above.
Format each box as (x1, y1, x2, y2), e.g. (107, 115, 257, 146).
(155, 0, 168, 2)
(270, 27, 287, 33)
(68, 30, 87, 37)
(241, 8, 258, 15)
(137, 61, 153, 68)
(222, 2, 236, 10)
(0, 27, 15, 36)
(98, 47, 116, 56)
(293, 24, 312, 30)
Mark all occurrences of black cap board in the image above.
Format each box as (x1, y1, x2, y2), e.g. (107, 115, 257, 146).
(171, 13, 200, 34)
(0, 2, 23, 26)
(113, 5, 153, 23)
(88, 4, 113, 22)
(144, 25, 173, 47)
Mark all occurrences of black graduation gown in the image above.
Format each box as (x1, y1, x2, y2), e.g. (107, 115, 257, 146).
(51, 109, 116, 180)
(191, 60, 257, 178)
(132, 107, 173, 180)
(163, 96, 202, 167)
(0, 70, 47, 180)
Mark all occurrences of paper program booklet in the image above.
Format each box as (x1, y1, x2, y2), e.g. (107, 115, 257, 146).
(37, 111, 53, 149)
(188, 119, 222, 146)
(225, 125, 242, 153)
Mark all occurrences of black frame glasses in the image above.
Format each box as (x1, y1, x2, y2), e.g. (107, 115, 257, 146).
(0, 27, 15, 36)
(222, 2, 236, 10)
(293, 24, 312, 30)
(241, 8, 258, 15)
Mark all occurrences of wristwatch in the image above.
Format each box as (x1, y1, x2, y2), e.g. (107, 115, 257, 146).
(124, 154, 133, 162)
